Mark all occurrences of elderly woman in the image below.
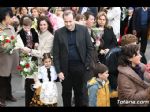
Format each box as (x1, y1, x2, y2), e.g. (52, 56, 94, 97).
(117, 44, 150, 107)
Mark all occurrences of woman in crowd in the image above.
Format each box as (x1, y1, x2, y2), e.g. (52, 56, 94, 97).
(16, 16, 54, 106)
(22, 16, 54, 66)
(16, 7, 29, 21)
(94, 11, 118, 64)
(117, 44, 150, 107)
(31, 7, 40, 31)
(0, 7, 19, 107)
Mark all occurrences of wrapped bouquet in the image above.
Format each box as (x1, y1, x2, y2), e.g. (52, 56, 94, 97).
(0, 33, 17, 54)
(92, 27, 104, 51)
(17, 53, 38, 78)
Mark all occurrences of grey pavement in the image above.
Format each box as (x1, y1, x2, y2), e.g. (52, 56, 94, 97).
(6, 40, 150, 107)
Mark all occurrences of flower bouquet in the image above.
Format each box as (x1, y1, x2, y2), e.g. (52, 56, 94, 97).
(92, 27, 104, 51)
(0, 33, 17, 54)
(17, 53, 38, 78)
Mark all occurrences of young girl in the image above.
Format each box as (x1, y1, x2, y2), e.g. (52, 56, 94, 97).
(87, 63, 110, 107)
(31, 53, 58, 107)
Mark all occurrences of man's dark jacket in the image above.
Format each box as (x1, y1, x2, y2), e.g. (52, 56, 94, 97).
(53, 24, 93, 77)
(132, 7, 150, 32)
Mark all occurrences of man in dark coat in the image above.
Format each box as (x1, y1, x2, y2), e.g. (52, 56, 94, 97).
(132, 7, 150, 54)
(53, 10, 93, 106)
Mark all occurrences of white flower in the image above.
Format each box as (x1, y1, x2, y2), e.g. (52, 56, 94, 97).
(0, 36, 4, 41)
(20, 60, 26, 65)
(9, 49, 13, 54)
(24, 68, 30, 72)
(5, 36, 10, 40)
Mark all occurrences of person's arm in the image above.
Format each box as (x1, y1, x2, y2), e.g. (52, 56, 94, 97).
(85, 27, 94, 70)
(53, 30, 61, 74)
(132, 8, 138, 35)
(118, 73, 150, 101)
(22, 35, 54, 58)
(50, 66, 58, 81)
(53, 30, 65, 81)
(14, 34, 24, 49)
(109, 27, 118, 48)
(88, 85, 98, 106)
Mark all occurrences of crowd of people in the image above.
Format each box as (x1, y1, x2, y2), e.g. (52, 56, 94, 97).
(0, 7, 150, 107)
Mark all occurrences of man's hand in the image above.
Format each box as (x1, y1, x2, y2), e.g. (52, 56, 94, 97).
(132, 30, 137, 36)
(58, 72, 65, 81)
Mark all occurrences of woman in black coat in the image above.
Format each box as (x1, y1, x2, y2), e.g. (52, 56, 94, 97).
(92, 11, 118, 64)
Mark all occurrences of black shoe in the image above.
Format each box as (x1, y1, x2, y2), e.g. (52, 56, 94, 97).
(6, 96, 17, 102)
(0, 100, 6, 107)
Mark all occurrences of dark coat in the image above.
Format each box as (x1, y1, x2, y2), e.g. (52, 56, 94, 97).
(117, 63, 150, 107)
(53, 24, 93, 76)
(101, 27, 118, 49)
(132, 7, 150, 32)
(79, 7, 98, 18)
(105, 47, 121, 90)
(95, 27, 118, 64)
(120, 15, 133, 36)
(17, 28, 39, 49)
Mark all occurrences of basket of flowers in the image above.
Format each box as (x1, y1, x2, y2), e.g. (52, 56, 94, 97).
(0, 33, 17, 54)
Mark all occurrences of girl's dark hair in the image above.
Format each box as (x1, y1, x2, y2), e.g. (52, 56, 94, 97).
(94, 63, 108, 78)
(37, 16, 53, 34)
(83, 11, 94, 20)
(118, 44, 140, 66)
(42, 53, 52, 61)
(0, 7, 13, 23)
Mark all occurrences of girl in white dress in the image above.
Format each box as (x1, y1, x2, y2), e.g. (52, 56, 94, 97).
(33, 53, 58, 107)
